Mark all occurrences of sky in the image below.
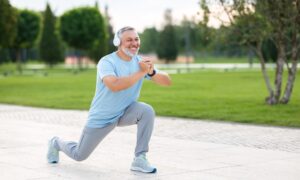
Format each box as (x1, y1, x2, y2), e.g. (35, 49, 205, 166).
(10, 0, 212, 33)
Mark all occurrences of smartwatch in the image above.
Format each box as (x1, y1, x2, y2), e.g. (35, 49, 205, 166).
(147, 69, 156, 77)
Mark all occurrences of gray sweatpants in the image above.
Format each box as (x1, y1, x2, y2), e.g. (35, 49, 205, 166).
(54, 102, 155, 161)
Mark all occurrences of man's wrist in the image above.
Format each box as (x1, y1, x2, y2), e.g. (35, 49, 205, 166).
(138, 70, 148, 77)
(147, 69, 156, 77)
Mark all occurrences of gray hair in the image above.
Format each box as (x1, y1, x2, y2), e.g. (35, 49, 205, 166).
(113, 26, 137, 46)
(117, 26, 136, 38)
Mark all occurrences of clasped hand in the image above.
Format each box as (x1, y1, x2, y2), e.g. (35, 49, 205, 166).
(139, 57, 154, 74)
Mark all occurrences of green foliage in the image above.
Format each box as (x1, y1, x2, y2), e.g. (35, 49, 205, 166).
(87, 37, 107, 62)
(200, 0, 210, 25)
(175, 18, 214, 54)
(231, 13, 271, 46)
(88, 6, 109, 62)
(0, 48, 10, 63)
(157, 24, 178, 62)
(59, 7, 106, 51)
(13, 10, 41, 49)
(156, 9, 178, 62)
(193, 24, 213, 50)
(140, 27, 159, 53)
(106, 23, 115, 54)
(0, 0, 17, 48)
(139, 16, 252, 58)
(39, 4, 63, 66)
(262, 38, 277, 62)
(256, 0, 299, 63)
(11, 9, 40, 73)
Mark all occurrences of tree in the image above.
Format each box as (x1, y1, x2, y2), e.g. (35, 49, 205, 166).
(39, 3, 63, 67)
(140, 27, 159, 54)
(60, 7, 106, 69)
(87, 4, 110, 62)
(257, 0, 299, 104)
(201, 0, 300, 105)
(156, 9, 178, 63)
(0, 0, 17, 64)
(88, 37, 107, 62)
(0, 0, 17, 48)
(12, 9, 40, 73)
(106, 23, 115, 54)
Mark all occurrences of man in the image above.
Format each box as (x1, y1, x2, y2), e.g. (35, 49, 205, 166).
(47, 26, 172, 173)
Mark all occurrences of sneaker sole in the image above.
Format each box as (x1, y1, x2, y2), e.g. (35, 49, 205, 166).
(131, 166, 157, 173)
(48, 160, 58, 164)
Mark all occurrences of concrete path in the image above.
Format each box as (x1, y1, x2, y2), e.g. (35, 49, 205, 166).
(0, 104, 299, 180)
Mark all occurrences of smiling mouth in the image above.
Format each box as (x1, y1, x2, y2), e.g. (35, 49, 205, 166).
(129, 47, 138, 51)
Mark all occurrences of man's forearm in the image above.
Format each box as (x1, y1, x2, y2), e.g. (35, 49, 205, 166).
(151, 72, 172, 86)
(110, 71, 146, 92)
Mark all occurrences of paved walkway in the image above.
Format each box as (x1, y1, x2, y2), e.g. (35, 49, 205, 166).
(1, 104, 300, 180)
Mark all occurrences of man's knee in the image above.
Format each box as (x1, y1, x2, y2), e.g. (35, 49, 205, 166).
(141, 103, 155, 119)
(74, 153, 89, 162)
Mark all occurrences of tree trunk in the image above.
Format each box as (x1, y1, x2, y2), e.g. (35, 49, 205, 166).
(280, 2, 300, 104)
(280, 61, 297, 104)
(280, 41, 298, 104)
(273, 40, 285, 103)
(254, 43, 275, 104)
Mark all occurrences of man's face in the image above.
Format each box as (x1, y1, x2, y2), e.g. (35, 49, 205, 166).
(120, 30, 140, 56)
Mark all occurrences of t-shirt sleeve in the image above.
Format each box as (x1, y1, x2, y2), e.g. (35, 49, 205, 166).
(98, 59, 116, 79)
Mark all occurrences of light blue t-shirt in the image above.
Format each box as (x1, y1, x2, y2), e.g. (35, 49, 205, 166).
(86, 52, 150, 128)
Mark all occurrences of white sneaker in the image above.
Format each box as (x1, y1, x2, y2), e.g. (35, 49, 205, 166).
(47, 137, 59, 164)
(130, 154, 157, 173)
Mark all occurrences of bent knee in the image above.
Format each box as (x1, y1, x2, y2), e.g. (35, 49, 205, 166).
(74, 153, 89, 162)
(141, 103, 155, 118)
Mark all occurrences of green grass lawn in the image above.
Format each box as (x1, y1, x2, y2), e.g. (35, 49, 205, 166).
(0, 67, 299, 127)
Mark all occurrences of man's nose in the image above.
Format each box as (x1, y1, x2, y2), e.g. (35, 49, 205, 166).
(132, 41, 139, 46)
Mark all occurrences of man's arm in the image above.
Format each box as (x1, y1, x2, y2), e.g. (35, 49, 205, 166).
(102, 61, 149, 92)
(141, 57, 172, 86)
(150, 71, 172, 86)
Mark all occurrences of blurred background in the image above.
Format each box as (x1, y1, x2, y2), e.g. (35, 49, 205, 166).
(1, 0, 262, 67)
(0, 0, 299, 127)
